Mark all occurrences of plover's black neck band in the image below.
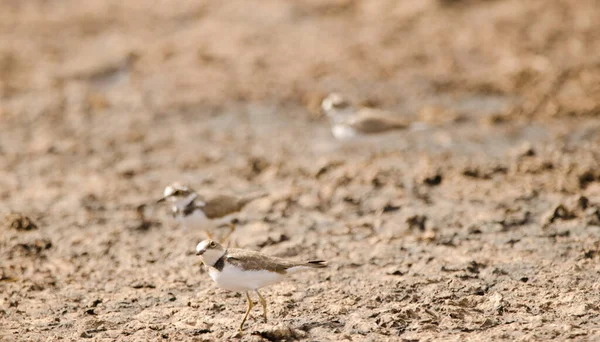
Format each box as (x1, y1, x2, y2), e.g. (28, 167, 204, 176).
(213, 252, 227, 271)
(173, 199, 203, 218)
(182, 201, 199, 216)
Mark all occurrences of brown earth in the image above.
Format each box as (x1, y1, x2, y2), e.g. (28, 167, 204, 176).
(2, 0, 600, 341)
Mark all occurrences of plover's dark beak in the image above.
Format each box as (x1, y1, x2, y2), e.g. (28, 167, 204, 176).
(196, 250, 205, 256)
(156, 196, 168, 204)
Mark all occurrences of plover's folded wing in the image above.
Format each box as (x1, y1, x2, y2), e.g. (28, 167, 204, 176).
(226, 249, 327, 274)
(202, 195, 246, 219)
(347, 108, 409, 134)
(203, 193, 266, 219)
(226, 249, 293, 274)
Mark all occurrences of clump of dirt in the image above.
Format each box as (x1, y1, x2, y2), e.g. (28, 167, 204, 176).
(4, 212, 38, 231)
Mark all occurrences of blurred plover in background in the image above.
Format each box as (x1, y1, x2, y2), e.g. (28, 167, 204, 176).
(195, 239, 328, 331)
(157, 183, 265, 242)
(321, 92, 427, 140)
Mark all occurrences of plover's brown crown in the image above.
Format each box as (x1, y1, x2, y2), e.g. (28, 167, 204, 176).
(163, 182, 194, 197)
(321, 92, 352, 113)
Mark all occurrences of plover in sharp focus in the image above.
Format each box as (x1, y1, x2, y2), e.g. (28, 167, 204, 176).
(195, 239, 328, 331)
(157, 183, 265, 241)
(321, 92, 426, 140)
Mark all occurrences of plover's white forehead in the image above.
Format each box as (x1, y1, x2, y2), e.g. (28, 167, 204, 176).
(196, 240, 210, 253)
(164, 183, 189, 196)
(322, 93, 348, 112)
(163, 185, 176, 197)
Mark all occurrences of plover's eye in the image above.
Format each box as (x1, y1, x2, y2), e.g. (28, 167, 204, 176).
(209, 241, 216, 248)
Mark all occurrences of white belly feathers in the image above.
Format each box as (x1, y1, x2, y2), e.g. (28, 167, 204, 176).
(209, 264, 285, 292)
(332, 124, 358, 140)
(177, 209, 235, 230)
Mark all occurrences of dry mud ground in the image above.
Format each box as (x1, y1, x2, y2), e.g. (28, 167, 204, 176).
(2, 0, 600, 341)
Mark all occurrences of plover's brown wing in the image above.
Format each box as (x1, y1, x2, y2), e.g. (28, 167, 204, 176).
(226, 248, 326, 274)
(203, 193, 266, 219)
(347, 108, 409, 134)
(201, 195, 246, 219)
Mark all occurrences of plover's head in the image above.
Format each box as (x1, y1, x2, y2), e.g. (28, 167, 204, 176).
(156, 182, 197, 208)
(321, 93, 352, 117)
(195, 239, 226, 266)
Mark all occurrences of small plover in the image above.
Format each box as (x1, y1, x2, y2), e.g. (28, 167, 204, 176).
(195, 239, 327, 331)
(321, 92, 425, 140)
(156, 183, 265, 241)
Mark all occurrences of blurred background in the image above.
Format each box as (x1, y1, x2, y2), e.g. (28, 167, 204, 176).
(2, 0, 600, 341)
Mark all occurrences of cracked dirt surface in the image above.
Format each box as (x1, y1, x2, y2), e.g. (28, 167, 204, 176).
(2, 0, 600, 341)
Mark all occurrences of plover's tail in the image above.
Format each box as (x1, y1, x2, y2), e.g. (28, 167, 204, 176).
(305, 260, 328, 268)
(286, 260, 328, 273)
(238, 192, 268, 207)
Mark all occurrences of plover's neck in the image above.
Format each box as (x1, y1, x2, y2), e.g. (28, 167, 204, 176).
(332, 124, 358, 140)
(326, 108, 355, 124)
(172, 193, 198, 212)
(202, 248, 228, 269)
(212, 252, 227, 271)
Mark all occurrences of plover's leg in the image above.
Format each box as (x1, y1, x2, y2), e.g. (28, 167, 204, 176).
(225, 237, 237, 249)
(222, 222, 239, 247)
(223, 222, 235, 242)
(205, 230, 213, 240)
(239, 291, 254, 331)
(255, 290, 268, 323)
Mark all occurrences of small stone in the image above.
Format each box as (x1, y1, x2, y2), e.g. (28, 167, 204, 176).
(586, 208, 600, 226)
(115, 159, 143, 179)
(385, 267, 406, 276)
(542, 204, 575, 227)
(14, 239, 52, 257)
(130, 281, 155, 289)
(89, 299, 102, 307)
(298, 193, 320, 209)
(422, 230, 437, 242)
(516, 142, 536, 158)
(571, 303, 590, 317)
(5, 212, 38, 231)
(481, 292, 505, 314)
(407, 215, 427, 231)
(480, 318, 497, 328)
(252, 324, 305, 340)
(578, 170, 598, 189)
(422, 173, 442, 186)
(482, 112, 509, 125)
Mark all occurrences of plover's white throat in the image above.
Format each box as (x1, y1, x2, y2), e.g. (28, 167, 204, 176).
(321, 92, 426, 140)
(195, 239, 327, 331)
(157, 183, 265, 242)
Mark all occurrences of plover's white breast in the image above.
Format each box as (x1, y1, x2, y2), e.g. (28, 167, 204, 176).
(177, 208, 235, 230)
(177, 208, 210, 229)
(209, 263, 285, 292)
(332, 124, 358, 140)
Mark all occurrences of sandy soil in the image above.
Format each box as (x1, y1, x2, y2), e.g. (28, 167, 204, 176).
(2, 0, 600, 341)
